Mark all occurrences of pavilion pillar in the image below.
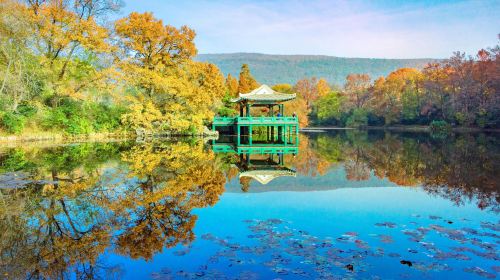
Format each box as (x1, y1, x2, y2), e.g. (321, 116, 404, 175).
(246, 104, 250, 117)
(284, 125, 287, 146)
(249, 125, 253, 145)
(237, 125, 241, 145)
(296, 124, 299, 144)
(240, 104, 243, 117)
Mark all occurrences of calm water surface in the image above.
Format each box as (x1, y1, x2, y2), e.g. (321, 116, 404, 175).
(0, 131, 499, 279)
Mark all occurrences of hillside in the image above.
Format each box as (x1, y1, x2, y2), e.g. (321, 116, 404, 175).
(196, 53, 438, 86)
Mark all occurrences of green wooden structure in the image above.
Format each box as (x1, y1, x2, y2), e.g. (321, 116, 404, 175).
(212, 85, 299, 146)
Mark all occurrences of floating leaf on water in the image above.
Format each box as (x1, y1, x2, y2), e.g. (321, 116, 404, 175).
(377, 234, 393, 243)
(451, 246, 472, 252)
(267, 218, 284, 224)
(400, 260, 413, 267)
(408, 249, 418, 254)
(151, 272, 162, 280)
(429, 215, 442, 220)
(375, 222, 397, 228)
(238, 271, 259, 280)
(461, 227, 479, 235)
(336, 236, 352, 243)
(173, 249, 189, 256)
(291, 268, 309, 277)
(355, 239, 370, 249)
(272, 266, 290, 275)
(201, 233, 215, 241)
(464, 267, 497, 279)
(480, 221, 500, 232)
(345, 264, 354, 271)
(492, 266, 500, 272)
(388, 252, 401, 258)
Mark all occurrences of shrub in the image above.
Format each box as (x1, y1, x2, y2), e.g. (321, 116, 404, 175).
(17, 104, 38, 117)
(345, 109, 368, 128)
(1, 112, 26, 134)
(89, 103, 126, 132)
(42, 100, 126, 135)
(430, 120, 451, 133)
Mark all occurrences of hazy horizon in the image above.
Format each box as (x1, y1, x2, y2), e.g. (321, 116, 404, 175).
(197, 52, 442, 60)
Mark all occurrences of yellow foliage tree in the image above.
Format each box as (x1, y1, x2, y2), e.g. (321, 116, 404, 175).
(115, 12, 225, 133)
(19, 0, 116, 103)
(270, 83, 309, 126)
(238, 64, 259, 93)
(226, 73, 239, 97)
(316, 78, 331, 98)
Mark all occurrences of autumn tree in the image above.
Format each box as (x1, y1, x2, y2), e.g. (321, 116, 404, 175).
(316, 78, 331, 98)
(371, 68, 422, 124)
(272, 83, 294, 94)
(421, 63, 452, 120)
(238, 64, 259, 93)
(294, 77, 318, 109)
(22, 0, 119, 103)
(226, 73, 239, 97)
(115, 12, 225, 132)
(344, 74, 371, 109)
(270, 83, 307, 126)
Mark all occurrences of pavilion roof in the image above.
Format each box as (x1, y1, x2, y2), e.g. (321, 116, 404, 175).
(239, 169, 297, 185)
(231, 85, 296, 103)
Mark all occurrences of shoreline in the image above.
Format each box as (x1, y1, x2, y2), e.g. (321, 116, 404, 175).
(0, 130, 218, 146)
(302, 126, 500, 133)
(0, 132, 135, 148)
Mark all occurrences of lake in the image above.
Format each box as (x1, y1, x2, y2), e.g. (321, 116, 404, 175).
(0, 131, 498, 279)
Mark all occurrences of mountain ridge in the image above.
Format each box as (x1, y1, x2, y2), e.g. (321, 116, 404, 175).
(196, 53, 439, 86)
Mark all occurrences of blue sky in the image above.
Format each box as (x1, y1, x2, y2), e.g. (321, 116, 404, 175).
(120, 0, 499, 58)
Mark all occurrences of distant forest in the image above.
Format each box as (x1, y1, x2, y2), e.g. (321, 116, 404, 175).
(197, 53, 438, 85)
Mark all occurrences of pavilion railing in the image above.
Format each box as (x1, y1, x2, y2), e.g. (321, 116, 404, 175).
(213, 116, 298, 125)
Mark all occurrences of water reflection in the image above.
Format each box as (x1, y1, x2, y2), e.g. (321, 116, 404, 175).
(0, 141, 226, 278)
(0, 131, 498, 278)
(306, 131, 500, 211)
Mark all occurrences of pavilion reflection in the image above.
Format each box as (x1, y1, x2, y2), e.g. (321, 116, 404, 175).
(211, 137, 299, 191)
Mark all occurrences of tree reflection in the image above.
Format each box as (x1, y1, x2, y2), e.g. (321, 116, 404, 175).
(0, 132, 498, 278)
(310, 131, 500, 211)
(0, 140, 226, 278)
(113, 142, 225, 260)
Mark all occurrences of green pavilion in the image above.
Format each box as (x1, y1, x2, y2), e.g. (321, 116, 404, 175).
(212, 84, 299, 149)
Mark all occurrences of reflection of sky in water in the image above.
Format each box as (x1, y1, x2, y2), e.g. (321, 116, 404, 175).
(108, 187, 498, 279)
(225, 165, 401, 192)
